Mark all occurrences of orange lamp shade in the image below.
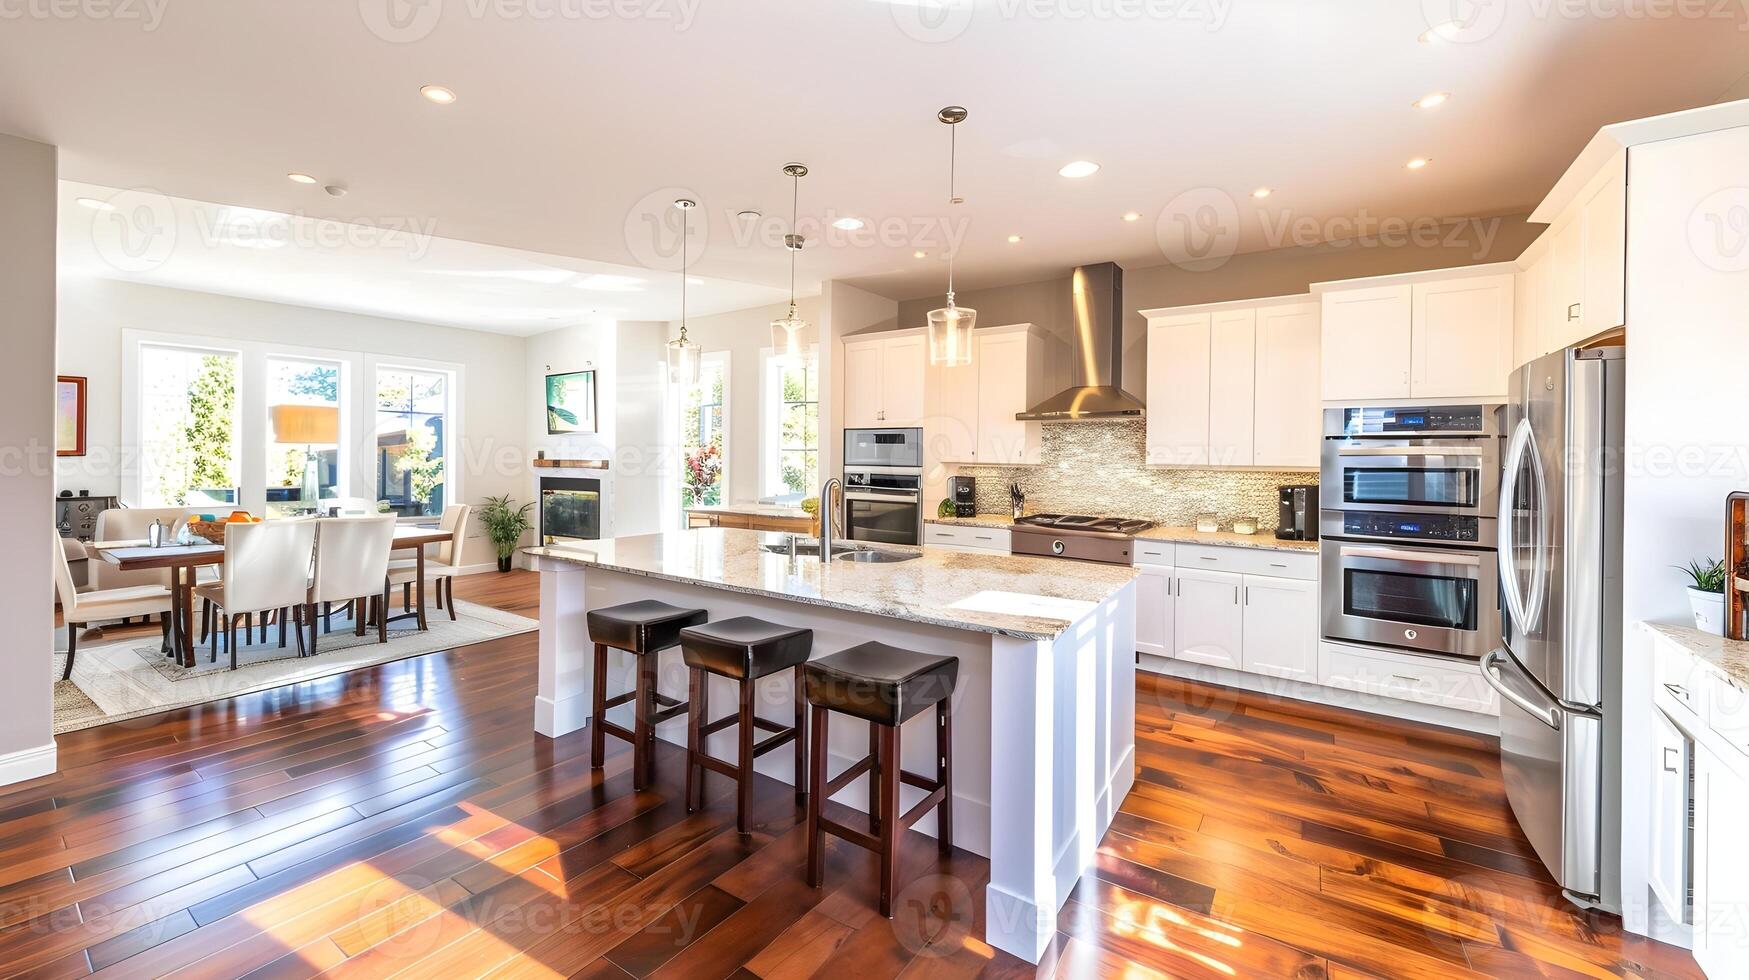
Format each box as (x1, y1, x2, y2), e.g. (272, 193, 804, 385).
(270, 404, 339, 444)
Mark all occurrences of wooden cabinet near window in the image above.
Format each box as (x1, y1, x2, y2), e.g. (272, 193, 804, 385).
(686, 508, 816, 534)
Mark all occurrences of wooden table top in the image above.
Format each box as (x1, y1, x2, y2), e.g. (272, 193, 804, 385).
(95, 524, 450, 570)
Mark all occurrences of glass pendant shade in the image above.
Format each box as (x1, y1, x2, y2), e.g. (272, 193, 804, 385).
(666, 330, 701, 387)
(926, 302, 976, 366)
(770, 305, 806, 364)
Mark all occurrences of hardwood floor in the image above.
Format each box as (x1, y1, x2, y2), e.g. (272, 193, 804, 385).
(14, 569, 1698, 978)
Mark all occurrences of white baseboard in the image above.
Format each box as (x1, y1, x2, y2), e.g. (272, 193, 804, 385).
(1137, 653, 1499, 737)
(454, 561, 505, 577)
(0, 741, 57, 787)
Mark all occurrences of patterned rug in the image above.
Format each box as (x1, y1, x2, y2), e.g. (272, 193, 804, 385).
(52, 599, 537, 733)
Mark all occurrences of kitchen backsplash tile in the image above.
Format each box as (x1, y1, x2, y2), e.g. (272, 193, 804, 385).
(954, 419, 1317, 529)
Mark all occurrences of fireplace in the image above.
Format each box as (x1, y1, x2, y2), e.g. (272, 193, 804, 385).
(540, 476, 602, 543)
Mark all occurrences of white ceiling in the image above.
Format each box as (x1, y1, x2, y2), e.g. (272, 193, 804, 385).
(56, 181, 789, 334)
(7, 1, 1749, 312)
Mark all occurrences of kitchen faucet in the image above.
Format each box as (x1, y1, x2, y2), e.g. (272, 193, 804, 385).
(818, 476, 843, 559)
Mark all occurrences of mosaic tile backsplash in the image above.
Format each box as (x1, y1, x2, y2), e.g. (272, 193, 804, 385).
(956, 420, 1317, 530)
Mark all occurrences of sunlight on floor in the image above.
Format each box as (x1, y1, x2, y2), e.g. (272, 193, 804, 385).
(1111, 898, 1242, 976)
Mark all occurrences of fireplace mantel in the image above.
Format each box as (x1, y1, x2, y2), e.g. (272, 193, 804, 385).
(532, 458, 610, 470)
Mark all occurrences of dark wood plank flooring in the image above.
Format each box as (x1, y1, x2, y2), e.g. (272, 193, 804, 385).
(16, 570, 1698, 978)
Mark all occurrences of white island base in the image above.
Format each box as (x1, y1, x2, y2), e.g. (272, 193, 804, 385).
(529, 551, 1136, 964)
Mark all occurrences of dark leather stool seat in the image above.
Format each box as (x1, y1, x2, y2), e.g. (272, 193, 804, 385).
(679, 616, 813, 680)
(802, 642, 958, 917)
(801, 641, 958, 728)
(586, 599, 708, 791)
(679, 617, 813, 834)
(587, 599, 707, 654)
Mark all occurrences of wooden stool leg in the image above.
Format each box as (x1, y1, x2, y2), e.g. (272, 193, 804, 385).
(937, 698, 953, 855)
(62, 624, 77, 681)
(685, 667, 704, 813)
(736, 676, 756, 835)
(806, 705, 828, 888)
(632, 652, 655, 791)
(379, 585, 390, 643)
(278, 608, 287, 648)
(792, 664, 807, 807)
(228, 615, 240, 671)
(878, 722, 902, 917)
(446, 577, 458, 621)
(868, 721, 882, 837)
(590, 643, 608, 769)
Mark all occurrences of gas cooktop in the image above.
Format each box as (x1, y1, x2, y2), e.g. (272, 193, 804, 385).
(1012, 514, 1156, 536)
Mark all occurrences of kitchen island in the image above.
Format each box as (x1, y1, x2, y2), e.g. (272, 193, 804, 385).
(524, 528, 1139, 963)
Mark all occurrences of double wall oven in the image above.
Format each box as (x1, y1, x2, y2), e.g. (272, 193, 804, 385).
(1319, 405, 1503, 659)
(842, 428, 924, 546)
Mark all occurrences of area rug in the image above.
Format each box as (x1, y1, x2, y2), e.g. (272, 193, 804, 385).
(51, 599, 537, 734)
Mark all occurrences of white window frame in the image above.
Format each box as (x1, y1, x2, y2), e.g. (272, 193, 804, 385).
(121, 329, 462, 521)
(662, 349, 731, 529)
(758, 345, 819, 501)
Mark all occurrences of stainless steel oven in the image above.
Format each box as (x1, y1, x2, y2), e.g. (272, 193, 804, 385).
(1321, 405, 1502, 526)
(1320, 538, 1500, 659)
(844, 427, 923, 470)
(843, 428, 924, 546)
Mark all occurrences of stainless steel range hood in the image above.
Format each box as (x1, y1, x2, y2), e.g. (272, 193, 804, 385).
(1016, 262, 1146, 421)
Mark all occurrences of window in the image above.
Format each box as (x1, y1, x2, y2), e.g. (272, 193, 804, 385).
(139, 345, 240, 507)
(762, 349, 818, 501)
(375, 367, 451, 518)
(677, 353, 728, 511)
(265, 357, 343, 518)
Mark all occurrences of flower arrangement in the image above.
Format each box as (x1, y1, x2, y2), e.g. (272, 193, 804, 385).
(682, 443, 722, 506)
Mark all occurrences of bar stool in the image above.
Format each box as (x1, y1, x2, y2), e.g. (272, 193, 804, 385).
(586, 599, 708, 790)
(802, 641, 958, 917)
(679, 617, 813, 834)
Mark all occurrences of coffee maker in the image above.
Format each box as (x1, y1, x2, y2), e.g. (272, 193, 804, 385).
(947, 476, 977, 518)
(1276, 485, 1318, 540)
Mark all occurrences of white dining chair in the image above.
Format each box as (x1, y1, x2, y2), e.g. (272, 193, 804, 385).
(91, 506, 197, 594)
(387, 504, 472, 621)
(53, 538, 173, 681)
(307, 515, 396, 654)
(195, 519, 318, 670)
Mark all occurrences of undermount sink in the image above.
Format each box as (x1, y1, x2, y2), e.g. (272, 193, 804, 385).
(830, 549, 918, 564)
(759, 539, 919, 563)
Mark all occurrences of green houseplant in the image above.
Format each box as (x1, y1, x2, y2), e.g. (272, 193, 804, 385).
(1675, 557, 1728, 635)
(480, 494, 534, 573)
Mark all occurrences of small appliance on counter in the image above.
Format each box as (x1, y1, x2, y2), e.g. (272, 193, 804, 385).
(947, 476, 977, 518)
(1276, 485, 1318, 540)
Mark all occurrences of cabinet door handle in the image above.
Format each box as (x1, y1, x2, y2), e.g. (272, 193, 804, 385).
(1664, 682, 1689, 701)
(1663, 746, 1681, 774)
(1200, 556, 1219, 562)
(1391, 674, 1420, 685)
(1233, 586, 1239, 604)
(1567, 303, 1581, 321)
(1244, 586, 1250, 605)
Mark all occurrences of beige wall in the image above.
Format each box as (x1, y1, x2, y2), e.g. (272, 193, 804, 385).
(885, 214, 1542, 398)
(3, 132, 57, 784)
(56, 278, 529, 568)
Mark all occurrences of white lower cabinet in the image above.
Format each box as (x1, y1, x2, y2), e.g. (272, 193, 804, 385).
(1650, 708, 1692, 926)
(1695, 744, 1749, 977)
(1173, 567, 1244, 670)
(921, 524, 1010, 554)
(1134, 563, 1174, 657)
(1241, 576, 1318, 682)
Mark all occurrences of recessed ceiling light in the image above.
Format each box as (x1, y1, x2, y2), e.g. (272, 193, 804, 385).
(832, 217, 865, 231)
(914, 250, 927, 259)
(76, 197, 115, 211)
(286, 172, 317, 184)
(1007, 235, 1022, 243)
(1418, 20, 1460, 43)
(1058, 160, 1100, 179)
(1406, 157, 1432, 170)
(1122, 212, 1141, 222)
(420, 85, 457, 104)
(1413, 92, 1450, 109)
(1251, 187, 1273, 199)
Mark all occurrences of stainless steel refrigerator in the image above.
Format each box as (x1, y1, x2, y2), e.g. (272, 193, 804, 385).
(1482, 344, 1624, 908)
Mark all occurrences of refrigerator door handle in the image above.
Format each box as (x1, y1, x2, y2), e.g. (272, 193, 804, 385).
(1497, 417, 1550, 632)
(1482, 648, 1562, 731)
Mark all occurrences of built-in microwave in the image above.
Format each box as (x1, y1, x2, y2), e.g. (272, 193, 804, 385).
(1320, 405, 1503, 532)
(1319, 538, 1501, 660)
(843, 427, 923, 470)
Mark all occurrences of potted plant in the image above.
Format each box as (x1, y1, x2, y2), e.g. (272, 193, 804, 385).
(1675, 557, 1728, 635)
(480, 494, 534, 573)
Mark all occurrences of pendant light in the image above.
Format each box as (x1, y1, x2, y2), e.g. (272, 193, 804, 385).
(926, 106, 976, 366)
(770, 163, 808, 365)
(665, 198, 702, 387)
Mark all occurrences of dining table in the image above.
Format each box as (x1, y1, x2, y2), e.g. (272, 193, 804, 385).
(93, 524, 454, 668)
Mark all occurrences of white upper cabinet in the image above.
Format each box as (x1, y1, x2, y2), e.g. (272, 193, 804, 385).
(1145, 312, 1212, 465)
(842, 332, 925, 428)
(923, 323, 1058, 467)
(1252, 302, 1321, 468)
(1320, 284, 1412, 401)
(1411, 274, 1514, 401)
(974, 330, 1032, 464)
(1580, 151, 1627, 337)
(1511, 149, 1627, 369)
(1207, 310, 1256, 467)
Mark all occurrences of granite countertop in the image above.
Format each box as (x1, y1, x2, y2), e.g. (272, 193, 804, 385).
(1643, 622, 1749, 690)
(685, 503, 812, 519)
(1137, 526, 1320, 553)
(525, 528, 1138, 641)
(925, 514, 1016, 529)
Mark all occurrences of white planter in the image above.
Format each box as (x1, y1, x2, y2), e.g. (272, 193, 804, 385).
(1689, 587, 1726, 636)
